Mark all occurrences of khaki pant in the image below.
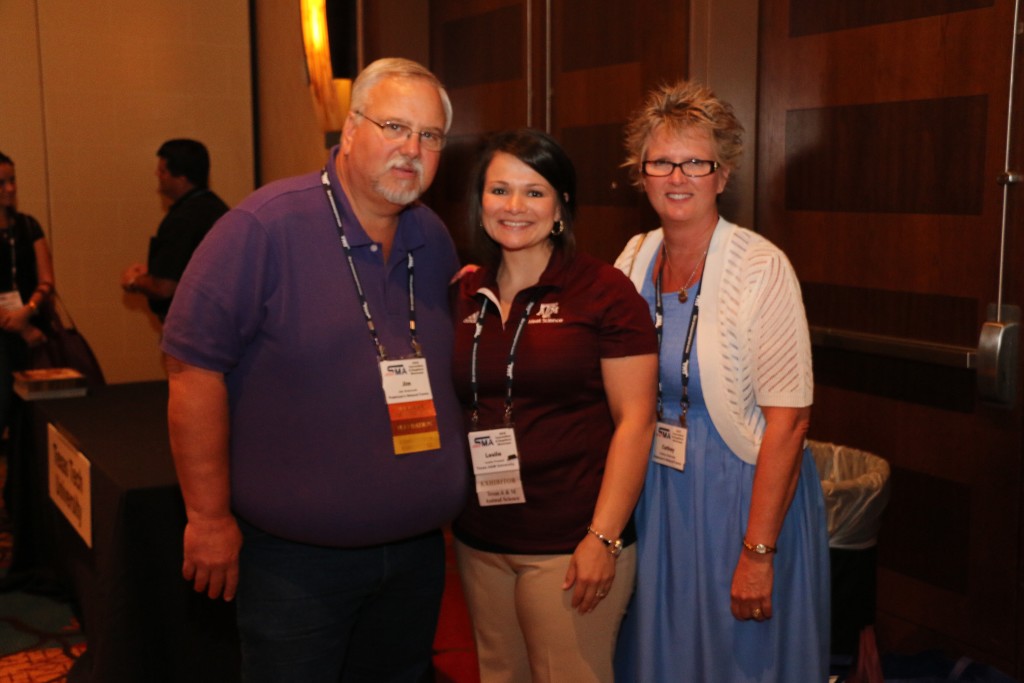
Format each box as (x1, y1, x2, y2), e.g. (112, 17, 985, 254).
(455, 539, 636, 683)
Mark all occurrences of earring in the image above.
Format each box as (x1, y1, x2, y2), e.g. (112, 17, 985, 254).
(550, 220, 565, 237)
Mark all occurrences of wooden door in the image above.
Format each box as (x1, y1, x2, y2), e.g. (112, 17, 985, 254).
(547, 0, 688, 262)
(758, 0, 1024, 674)
(427, 0, 688, 264)
(427, 0, 540, 261)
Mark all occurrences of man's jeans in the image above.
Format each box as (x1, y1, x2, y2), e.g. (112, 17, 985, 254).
(236, 521, 445, 683)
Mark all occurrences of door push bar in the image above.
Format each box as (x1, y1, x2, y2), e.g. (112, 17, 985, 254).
(810, 303, 1020, 407)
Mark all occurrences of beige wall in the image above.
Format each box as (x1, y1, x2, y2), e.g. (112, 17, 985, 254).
(0, 0, 254, 384)
(254, 1, 331, 183)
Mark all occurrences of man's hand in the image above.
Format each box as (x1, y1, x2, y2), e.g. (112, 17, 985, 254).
(182, 514, 243, 601)
(121, 263, 146, 292)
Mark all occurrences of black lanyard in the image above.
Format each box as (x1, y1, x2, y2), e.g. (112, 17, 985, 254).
(320, 169, 420, 360)
(469, 293, 540, 428)
(655, 247, 705, 426)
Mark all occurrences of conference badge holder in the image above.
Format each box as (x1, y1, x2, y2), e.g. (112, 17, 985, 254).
(380, 356, 441, 455)
(467, 425, 526, 506)
(653, 421, 687, 470)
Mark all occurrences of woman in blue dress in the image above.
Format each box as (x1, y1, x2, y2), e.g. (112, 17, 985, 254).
(613, 81, 830, 682)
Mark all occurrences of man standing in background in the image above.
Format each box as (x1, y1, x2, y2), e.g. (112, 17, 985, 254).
(161, 58, 468, 682)
(120, 139, 228, 322)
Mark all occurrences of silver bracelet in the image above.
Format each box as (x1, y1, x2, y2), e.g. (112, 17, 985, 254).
(586, 525, 623, 557)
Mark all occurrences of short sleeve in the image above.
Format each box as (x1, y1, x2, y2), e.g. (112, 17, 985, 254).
(748, 246, 814, 408)
(161, 210, 277, 373)
(25, 215, 44, 241)
(596, 263, 658, 359)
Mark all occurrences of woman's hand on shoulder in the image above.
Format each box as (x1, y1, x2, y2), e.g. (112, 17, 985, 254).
(449, 264, 480, 285)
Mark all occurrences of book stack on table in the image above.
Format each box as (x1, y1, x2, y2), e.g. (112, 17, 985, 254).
(13, 368, 89, 400)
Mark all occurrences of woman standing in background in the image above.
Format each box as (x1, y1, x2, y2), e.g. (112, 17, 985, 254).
(0, 151, 54, 405)
(0, 151, 55, 510)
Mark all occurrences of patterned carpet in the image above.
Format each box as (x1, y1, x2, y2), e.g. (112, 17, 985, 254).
(0, 453, 85, 683)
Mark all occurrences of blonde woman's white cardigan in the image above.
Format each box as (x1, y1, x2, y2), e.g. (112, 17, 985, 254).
(614, 218, 813, 465)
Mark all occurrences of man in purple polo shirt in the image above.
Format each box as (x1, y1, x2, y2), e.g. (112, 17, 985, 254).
(161, 58, 468, 682)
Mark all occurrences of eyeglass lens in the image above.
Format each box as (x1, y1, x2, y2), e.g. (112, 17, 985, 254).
(358, 112, 445, 151)
(643, 159, 717, 177)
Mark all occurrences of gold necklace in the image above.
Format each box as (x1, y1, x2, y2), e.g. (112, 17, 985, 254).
(676, 250, 707, 303)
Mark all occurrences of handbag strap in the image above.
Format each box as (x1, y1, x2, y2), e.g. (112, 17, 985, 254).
(43, 291, 77, 332)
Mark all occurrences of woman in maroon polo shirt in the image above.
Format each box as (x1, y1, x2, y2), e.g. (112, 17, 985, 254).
(450, 129, 658, 683)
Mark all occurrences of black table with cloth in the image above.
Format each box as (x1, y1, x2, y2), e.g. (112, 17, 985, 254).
(27, 380, 240, 682)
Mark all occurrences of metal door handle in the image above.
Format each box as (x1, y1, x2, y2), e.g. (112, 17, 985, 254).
(977, 314, 1019, 406)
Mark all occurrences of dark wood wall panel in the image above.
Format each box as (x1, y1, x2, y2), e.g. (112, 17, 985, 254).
(786, 96, 987, 215)
(560, 124, 636, 207)
(550, 0, 688, 264)
(439, 6, 524, 89)
(803, 283, 979, 347)
(428, 0, 537, 261)
(560, 0, 639, 71)
(790, 0, 994, 37)
(878, 467, 971, 593)
(814, 348, 976, 412)
(432, 136, 483, 205)
(574, 204, 660, 259)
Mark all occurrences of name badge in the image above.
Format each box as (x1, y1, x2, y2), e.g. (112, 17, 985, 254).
(379, 357, 440, 455)
(468, 427, 520, 474)
(475, 470, 527, 507)
(468, 426, 525, 506)
(0, 290, 24, 311)
(653, 421, 687, 470)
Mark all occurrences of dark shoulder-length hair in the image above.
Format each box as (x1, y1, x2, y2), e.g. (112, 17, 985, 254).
(468, 128, 577, 269)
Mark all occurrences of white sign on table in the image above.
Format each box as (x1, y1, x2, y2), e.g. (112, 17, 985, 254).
(47, 422, 92, 548)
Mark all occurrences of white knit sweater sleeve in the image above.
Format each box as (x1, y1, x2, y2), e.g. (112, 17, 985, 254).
(704, 223, 813, 464)
(724, 228, 814, 410)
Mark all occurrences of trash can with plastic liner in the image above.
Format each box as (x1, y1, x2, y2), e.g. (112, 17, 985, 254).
(809, 440, 892, 657)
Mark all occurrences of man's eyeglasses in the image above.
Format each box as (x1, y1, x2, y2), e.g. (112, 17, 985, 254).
(641, 159, 719, 178)
(354, 111, 446, 151)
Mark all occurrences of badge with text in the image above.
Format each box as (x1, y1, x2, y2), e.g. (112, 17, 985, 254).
(475, 470, 527, 507)
(467, 427, 520, 474)
(468, 427, 525, 506)
(379, 357, 440, 455)
(653, 421, 687, 470)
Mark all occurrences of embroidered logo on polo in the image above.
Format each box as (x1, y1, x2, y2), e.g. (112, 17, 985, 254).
(464, 305, 564, 324)
(531, 302, 563, 324)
